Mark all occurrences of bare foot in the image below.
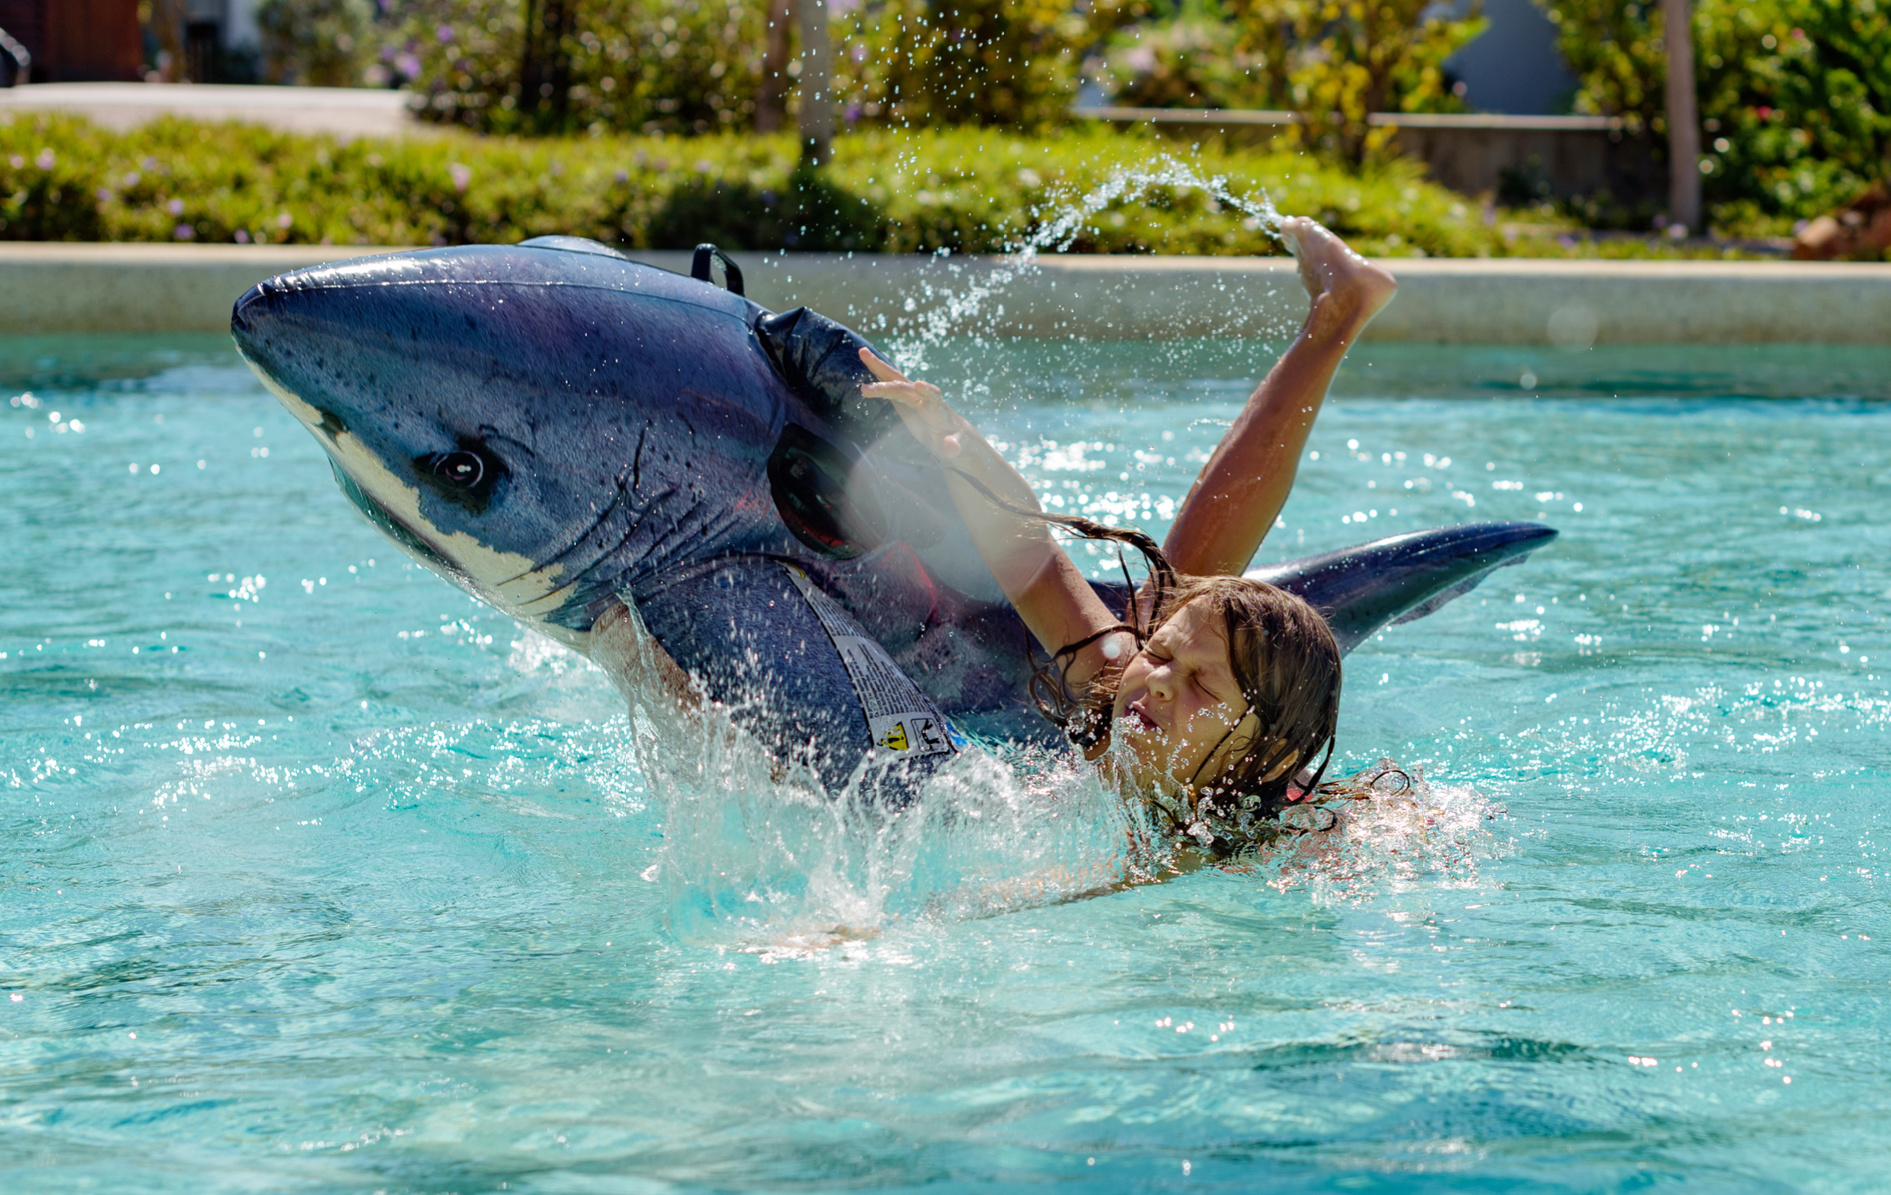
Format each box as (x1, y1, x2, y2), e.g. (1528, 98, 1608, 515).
(1278, 216, 1398, 340)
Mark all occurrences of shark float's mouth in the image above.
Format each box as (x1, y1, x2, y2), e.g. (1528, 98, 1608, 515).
(238, 351, 470, 584)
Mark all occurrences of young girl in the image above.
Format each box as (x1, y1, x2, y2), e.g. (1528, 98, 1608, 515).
(860, 217, 1399, 852)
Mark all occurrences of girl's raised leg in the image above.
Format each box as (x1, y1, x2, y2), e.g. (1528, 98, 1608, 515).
(1162, 218, 1399, 578)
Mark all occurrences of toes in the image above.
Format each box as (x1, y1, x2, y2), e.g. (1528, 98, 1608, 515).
(1278, 216, 1308, 257)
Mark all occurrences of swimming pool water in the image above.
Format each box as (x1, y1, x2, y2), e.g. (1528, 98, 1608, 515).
(5, 334, 1890, 1192)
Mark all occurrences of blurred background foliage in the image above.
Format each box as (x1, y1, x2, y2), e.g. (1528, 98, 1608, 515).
(248, 0, 1483, 152)
(1243, 0, 1483, 164)
(1549, 0, 1890, 229)
(830, 0, 1104, 128)
(258, 0, 381, 86)
(0, 112, 1574, 256)
(1097, 0, 1482, 164)
(215, 0, 1891, 236)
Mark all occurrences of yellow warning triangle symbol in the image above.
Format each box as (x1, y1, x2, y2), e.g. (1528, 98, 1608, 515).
(879, 722, 909, 751)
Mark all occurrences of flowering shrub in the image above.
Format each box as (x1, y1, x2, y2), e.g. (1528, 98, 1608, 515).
(1548, 0, 1891, 232)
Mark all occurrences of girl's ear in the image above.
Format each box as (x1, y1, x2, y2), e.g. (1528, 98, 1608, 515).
(1211, 712, 1265, 774)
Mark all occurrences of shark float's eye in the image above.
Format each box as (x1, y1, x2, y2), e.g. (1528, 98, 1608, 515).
(433, 451, 484, 488)
(415, 445, 504, 511)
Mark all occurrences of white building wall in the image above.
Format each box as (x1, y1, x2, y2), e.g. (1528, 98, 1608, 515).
(220, 0, 262, 51)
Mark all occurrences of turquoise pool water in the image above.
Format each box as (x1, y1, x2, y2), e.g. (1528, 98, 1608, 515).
(5, 335, 1890, 1192)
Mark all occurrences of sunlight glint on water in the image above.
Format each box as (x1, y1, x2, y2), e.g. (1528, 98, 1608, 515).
(5, 326, 1891, 1191)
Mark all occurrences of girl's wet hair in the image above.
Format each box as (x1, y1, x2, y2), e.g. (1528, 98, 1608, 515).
(947, 472, 1343, 835)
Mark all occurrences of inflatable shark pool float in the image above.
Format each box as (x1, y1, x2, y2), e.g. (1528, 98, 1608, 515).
(232, 238, 1555, 797)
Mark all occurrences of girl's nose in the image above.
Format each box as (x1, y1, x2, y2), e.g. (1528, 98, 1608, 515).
(1146, 664, 1175, 702)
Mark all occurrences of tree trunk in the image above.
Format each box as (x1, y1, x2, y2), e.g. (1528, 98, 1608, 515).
(148, 0, 188, 82)
(1663, 0, 1701, 232)
(797, 0, 833, 165)
(756, 0, 793, 133)
(519, 0, 574, 130)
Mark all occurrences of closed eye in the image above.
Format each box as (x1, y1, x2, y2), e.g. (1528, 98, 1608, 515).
(1188, 660, 1239, 709)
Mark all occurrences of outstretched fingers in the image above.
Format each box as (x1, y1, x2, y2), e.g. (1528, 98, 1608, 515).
(859, 347, 936, 400)
(858, 347, 962, 457)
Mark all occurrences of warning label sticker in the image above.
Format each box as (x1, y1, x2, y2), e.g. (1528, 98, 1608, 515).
(782, 564, 956, 759)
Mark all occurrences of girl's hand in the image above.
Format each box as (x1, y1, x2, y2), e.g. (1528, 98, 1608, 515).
(859, 348, 964, 459)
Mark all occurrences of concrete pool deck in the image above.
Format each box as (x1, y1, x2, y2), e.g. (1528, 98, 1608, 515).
(1, 243, 1886, 345)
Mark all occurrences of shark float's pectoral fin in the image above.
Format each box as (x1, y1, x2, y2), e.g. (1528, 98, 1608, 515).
(1247, 521, 1558, 654)
(632, 556, 959, 804)
(1388, 575, 1487, 627)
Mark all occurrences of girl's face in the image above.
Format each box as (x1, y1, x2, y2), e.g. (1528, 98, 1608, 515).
(1109, 599, 1258, 795)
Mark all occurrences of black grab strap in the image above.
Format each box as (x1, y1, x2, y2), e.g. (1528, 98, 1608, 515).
(691, 244, 745, 296)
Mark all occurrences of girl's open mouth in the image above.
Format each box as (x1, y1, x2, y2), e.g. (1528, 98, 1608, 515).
(1125, 701, 1159, 734)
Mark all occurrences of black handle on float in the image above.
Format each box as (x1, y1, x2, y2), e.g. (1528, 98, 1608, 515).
(690, 244, 745, 296)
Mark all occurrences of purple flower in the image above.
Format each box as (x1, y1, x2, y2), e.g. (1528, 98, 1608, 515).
(436, 24, 455, 44)
(396, 53, 422, 79)
(34, 149, 54, 170)
(174, 224, 196, 240)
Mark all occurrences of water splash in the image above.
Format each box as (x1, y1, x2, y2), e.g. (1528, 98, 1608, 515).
(570, 166, 1503, 942)
(600, 603, 1151, 948)
(1230, 759, 1511, 905)
(881, 153, 1288, 375)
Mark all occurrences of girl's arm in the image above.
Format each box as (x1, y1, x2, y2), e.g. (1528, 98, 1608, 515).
(1162, 218, 1399, 578)
(859, 350, 1130, 689)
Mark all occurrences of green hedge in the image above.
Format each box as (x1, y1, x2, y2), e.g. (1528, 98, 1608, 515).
(0, 113, 1523, 256)
(0, 112, 1770, 257)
